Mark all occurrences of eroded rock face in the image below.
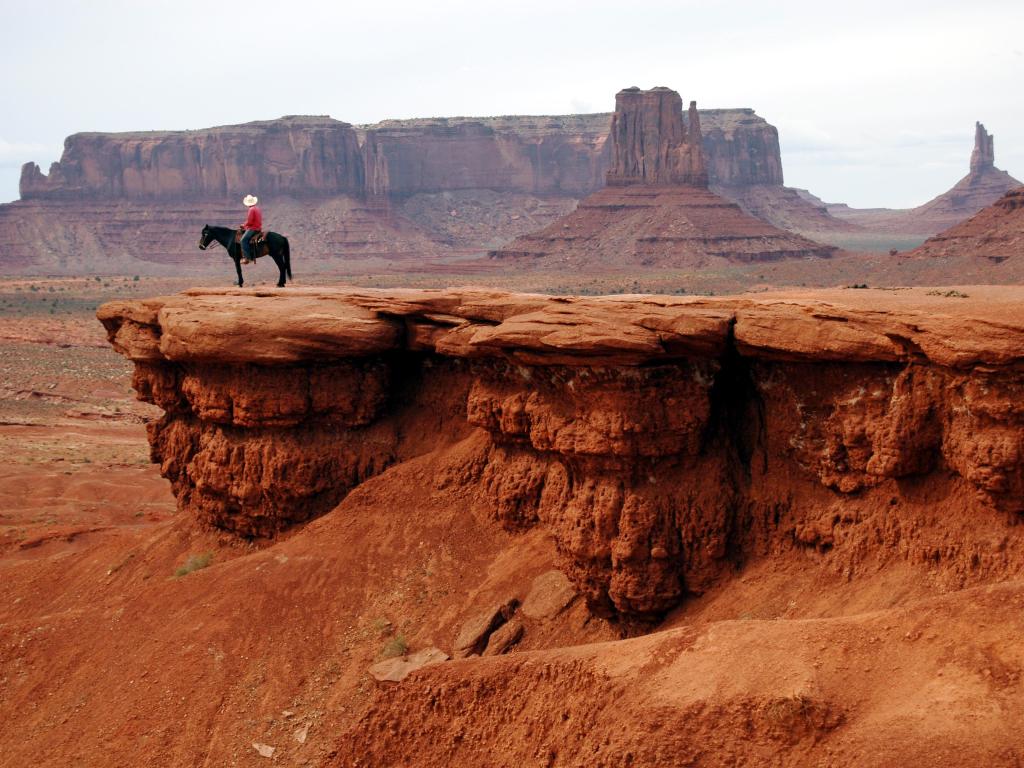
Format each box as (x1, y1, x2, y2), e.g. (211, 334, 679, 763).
(20, 110, 785, 204)
(702, 109, 783, 188)
(606, 87, 708, 187)
(99, 286, 1024, 621)
(21, 117, 365, 200)
(491, 87, 833, 265)
(970, 121, 996, 173)
(137, 358, 404, 536)
(361, 117, 609, 198)
(4, 105, 843, 272)
(489, 184, 837, 265)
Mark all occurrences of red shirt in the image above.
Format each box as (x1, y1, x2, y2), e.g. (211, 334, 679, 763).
(243, 206, 262, 231)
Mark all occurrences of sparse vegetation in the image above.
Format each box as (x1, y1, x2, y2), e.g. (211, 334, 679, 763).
(380, 633, 408, 659)
(926, 289, 969, 298)
(174, 552, 213, 578)
(764, 693, 815, 728)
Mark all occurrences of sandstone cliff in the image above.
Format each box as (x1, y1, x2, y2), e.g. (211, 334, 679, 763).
(491, 87, 834, 265)
(971, 120, 996, 172)
(99, 285, 1024, 625)
(701, 108, 783, 188)
(359, 114, 610, 198)
(605, 87, 707, 187)
(20, 116, 365, 200)
(3, 102, 855, 273)
(19, 109, 784, 204)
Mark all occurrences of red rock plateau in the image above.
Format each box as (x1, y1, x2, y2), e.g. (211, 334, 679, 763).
(0, 284, 1001, 766)
(0, 102, 850, 275)
(828, 122, 1023, 236)
(492, 88, 836, 266)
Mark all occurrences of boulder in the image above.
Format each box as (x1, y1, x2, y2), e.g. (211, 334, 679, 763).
(522, 570, 577, 620)
(368, 647, 449, 683)
(453, 599, 519, 658)
(482, 619, 524, 656)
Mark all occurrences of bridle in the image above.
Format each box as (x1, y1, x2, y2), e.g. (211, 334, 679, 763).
(198, 230, 212, 250)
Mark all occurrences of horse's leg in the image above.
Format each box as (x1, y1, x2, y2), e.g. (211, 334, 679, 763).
(234, 255, 244, 287)
(272, 251, 285, 288)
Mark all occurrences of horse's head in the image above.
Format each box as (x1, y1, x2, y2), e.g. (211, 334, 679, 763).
(198, 225, 213, 250)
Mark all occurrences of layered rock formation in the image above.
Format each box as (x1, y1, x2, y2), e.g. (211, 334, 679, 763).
(489, 184, 838, 265)
(2, 100, 856, 273)
(100, 285, 1024, 623)
(970, 120, 996, 172)
(829, 122, 1022, 235)
(491, 87, 835, 265)
(701, 108, 783, 188)
(359, 114, 609, 198)
(19, 110, 783, 204)
(20, 116, 365, 200)
(910, 186, 1024, 263)
(605, 88, 707, 186)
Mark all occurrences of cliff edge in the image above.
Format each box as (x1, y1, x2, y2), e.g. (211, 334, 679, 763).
(99, 285, 1024, 624)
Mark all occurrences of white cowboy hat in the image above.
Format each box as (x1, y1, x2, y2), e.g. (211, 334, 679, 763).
(243, 194, 258, 206)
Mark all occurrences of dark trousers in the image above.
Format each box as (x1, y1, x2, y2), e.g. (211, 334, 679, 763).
(241, 229, 256, 260)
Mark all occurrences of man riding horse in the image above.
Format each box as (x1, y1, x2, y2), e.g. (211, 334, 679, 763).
(240, 194, 262, 265)
(198, 195, 292, 288)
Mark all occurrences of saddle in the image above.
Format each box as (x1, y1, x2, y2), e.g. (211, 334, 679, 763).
(235, 228, 266, 246)
(235, 228, 267, 260)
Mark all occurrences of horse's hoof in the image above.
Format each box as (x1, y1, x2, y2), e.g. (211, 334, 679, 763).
(277, 283, 285, 288)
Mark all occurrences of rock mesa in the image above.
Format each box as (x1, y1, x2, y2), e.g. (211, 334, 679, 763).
(0, 99, 855, 273)
(100, 285, 1024, 623)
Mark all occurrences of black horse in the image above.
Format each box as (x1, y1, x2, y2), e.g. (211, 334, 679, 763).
(198, 225, 292, 288)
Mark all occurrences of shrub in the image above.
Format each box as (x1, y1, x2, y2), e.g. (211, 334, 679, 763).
(380, 634, 408, 659)
(174, 552, 213, 578)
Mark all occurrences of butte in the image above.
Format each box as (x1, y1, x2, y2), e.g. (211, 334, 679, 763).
(490, 86, 836, 267)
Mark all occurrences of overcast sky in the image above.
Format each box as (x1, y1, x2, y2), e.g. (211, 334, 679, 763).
(2, 0, 1021, 207)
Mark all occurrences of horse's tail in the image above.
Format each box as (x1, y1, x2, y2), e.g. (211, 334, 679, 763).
(283, 236, 292, 280)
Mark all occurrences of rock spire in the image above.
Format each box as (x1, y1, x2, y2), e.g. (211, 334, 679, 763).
(970, 121, 995, 173)
(605, 87, 708, 187)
